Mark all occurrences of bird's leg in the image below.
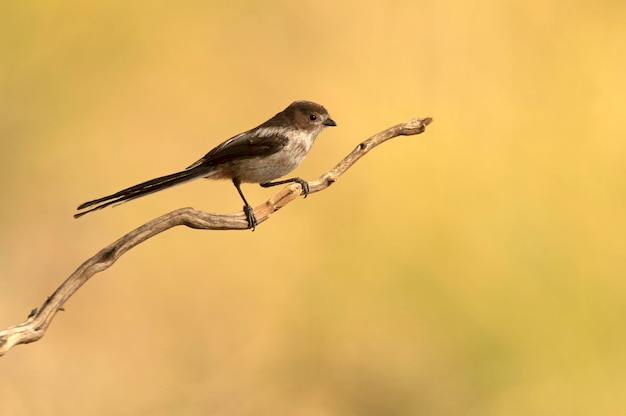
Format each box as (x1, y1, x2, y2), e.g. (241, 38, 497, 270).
(232, 178, 257, 230)
(260, 177, 309, 198)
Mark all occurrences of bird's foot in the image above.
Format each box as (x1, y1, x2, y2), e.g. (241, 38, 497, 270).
(292, 178, 310, 198)
(243, 204, 257, 231)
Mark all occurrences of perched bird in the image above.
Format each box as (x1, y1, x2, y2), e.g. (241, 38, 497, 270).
(74, 100, 336, 229)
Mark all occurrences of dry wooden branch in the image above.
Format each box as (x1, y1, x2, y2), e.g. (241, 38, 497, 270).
(0, 117, 433, 357)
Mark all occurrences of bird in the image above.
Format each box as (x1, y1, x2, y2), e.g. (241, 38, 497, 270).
(74, 100, 336, 229)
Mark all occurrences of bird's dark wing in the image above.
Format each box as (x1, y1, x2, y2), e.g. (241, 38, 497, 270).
(187, 129, 289, 169)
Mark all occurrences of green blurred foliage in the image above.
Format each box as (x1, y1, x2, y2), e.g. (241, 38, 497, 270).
(1, 1, 625, 415)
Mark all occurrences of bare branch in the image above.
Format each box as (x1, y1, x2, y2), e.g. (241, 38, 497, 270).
(0, 117, 433, 356)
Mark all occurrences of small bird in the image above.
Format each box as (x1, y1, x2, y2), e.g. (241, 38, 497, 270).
(74, 100, 336, 229)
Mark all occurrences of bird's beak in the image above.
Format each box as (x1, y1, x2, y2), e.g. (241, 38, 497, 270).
(324, 118, 337, 127)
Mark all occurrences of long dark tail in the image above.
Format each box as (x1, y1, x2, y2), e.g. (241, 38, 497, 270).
(74, 165, 215, 218)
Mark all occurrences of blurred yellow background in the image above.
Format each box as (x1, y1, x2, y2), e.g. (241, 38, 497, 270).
(1, 1, 625, 414)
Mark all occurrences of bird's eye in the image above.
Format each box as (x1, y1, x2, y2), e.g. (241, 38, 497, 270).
(309, 114, 317, 121)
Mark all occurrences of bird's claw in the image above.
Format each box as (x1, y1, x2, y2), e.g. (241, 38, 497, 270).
(294, 178, 309, 198)
(243, 204, 257, 230)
